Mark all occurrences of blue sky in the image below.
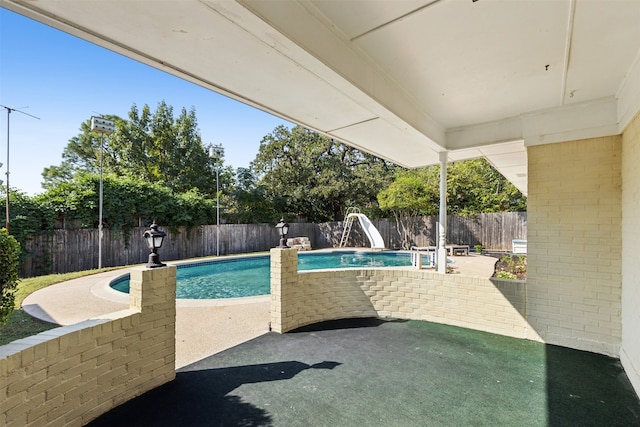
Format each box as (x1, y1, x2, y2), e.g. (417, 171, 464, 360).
(0, 9, 291, 195)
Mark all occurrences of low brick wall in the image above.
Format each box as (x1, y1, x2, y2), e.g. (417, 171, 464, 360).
(1, 266, 177, 426)
(270, 248, 535, 340)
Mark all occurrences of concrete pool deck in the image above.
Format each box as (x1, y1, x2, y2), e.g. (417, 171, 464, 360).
(21, 252, 498, 368)
(22, 268, 272, 369)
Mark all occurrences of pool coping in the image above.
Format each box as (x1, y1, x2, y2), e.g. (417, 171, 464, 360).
(91, 268, 272, 308)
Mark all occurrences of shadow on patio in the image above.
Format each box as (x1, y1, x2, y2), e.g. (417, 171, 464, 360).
(88, 318, 640, 426)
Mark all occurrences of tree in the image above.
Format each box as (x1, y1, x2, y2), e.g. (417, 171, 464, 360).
(111, 102, 218, 193)
(42, 101, 220, 195)
(446, 158, 526, 214)
(251, 125, 397, 222)
(225, 167, 276, 224)
(377, 170, 438, 248)
(0, 228, 21, 325)
(378, 159, 526, 247)
(379, 159, 525, 217)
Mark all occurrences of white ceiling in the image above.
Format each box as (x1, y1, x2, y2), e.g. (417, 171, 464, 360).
(3, 0, 640, 196)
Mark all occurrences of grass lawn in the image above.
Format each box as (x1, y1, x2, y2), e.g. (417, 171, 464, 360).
(0, 268, 124, 346)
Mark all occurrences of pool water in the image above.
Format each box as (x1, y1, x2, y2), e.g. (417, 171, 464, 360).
(111, 251, 412, 299)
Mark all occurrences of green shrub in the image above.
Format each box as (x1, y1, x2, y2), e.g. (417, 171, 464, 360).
(0, 228, 21, 325)
(496, 270, 517, 280)
(494, 254, 526, 280)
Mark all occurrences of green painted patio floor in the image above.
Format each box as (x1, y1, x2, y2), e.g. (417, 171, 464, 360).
(88, 319, 640, 426)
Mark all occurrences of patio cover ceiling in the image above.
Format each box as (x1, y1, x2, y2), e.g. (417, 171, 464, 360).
(4, 0, 640, 196)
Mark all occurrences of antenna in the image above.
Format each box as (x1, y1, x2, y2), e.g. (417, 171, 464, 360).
(1, 105, 40, 233)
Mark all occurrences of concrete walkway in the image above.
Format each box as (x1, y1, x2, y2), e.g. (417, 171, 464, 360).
(22, 253, 497, 369)
(22, 268, 271, 369)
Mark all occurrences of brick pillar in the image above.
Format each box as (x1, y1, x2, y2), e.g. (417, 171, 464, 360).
(270, 248, 298, 333)
(129, 265, 177, 312)
(128, 265, 177, 380)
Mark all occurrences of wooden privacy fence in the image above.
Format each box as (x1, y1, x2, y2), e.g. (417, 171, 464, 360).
(21, 212, 526, 277)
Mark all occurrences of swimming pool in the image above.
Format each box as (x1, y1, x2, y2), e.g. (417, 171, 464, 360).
(110, 250, 414, 299)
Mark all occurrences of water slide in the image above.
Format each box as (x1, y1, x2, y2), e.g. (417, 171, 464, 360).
(347, 213, 385, 249)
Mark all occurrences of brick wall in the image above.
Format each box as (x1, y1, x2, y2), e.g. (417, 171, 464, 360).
(270, 248, 534, 340)
(621, 110, 640, 394)
(527, 136, 622, 355)
(0, 266, 177, 426)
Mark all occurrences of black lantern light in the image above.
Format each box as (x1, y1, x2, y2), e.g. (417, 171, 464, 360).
(144, 221, 166, 268)
(275, 218, 289, 248)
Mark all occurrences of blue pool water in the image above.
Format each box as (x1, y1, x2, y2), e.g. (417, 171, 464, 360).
(111, 250, 412, 299)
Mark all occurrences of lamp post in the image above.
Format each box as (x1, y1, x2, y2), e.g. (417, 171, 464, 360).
(208, 143, 224, 256)
(276, 218, 289, 248)
(143, 221, 167, 268)
(1, 105, 40, 233)
(90, 116, 115, 269)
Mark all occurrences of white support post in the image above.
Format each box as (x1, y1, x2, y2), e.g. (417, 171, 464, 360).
(437, 151, 448, 274)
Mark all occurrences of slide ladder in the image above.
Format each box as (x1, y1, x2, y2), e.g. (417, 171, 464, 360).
(339, 207, 359, 248)
(339, 208, 385, 249)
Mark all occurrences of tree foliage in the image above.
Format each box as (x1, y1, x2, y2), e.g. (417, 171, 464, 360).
(0, 189, 56, 244)
(446, 159, 526, 214)
(42, 101, 222, 195)
(251, 125, 397, 222)
(378, 158, 526, 248)
(377, 171, 438, 248)
(224, 167, 276, 224)
(378, 159, 526, 217)
(42, 115, 118, 188)
(377, 172, 438, 216)
(111, 102, 220, 193)
(0, 228, 21, 325)
(37, 173, 217, 232)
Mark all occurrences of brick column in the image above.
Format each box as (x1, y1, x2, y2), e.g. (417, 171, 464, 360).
(129, 265, 177, 312)
(270, 248, 298, 333)
(128, 265, 177, 383)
